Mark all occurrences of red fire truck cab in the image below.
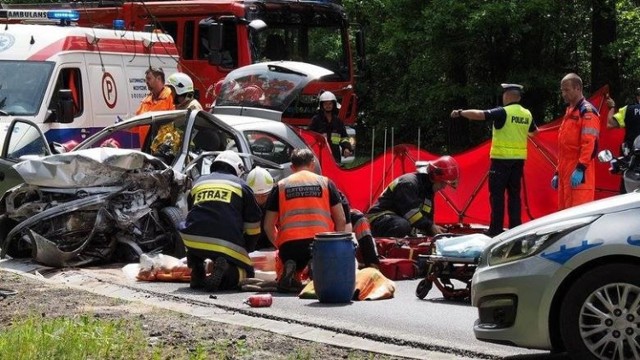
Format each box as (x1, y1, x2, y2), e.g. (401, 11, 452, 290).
(71, 0, 364, 131)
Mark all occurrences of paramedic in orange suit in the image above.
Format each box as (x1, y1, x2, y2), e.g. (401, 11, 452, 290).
(553, 73, 600, 210)
(136, 67, 175, 115)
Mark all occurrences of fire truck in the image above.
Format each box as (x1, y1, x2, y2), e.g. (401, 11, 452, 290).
(59, 0, 365, 132)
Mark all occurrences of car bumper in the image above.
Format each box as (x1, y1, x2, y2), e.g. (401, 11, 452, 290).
(472, 255, 569, 350)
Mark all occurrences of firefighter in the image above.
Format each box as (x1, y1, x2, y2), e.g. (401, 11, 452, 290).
(366, 156, 459, 238)
(339, 192, 380, 269)
(180, 150, 262, 292)
(308, 91, 353, 163)
(606, 88, 640, 193)
(263, 148, 346, 292)
(246, 166, 275, 250)
(136, 67, 175, 115)
(552, 73, 600, 210)
(451, 83, 535, 236)
(166, 72, 203, 111)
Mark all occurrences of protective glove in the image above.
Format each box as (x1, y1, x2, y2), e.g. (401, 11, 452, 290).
(571, 169, 584, 188)
(551, 174, 558, 190)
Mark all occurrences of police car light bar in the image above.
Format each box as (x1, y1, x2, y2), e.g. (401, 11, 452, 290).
(0, 9, 80, 22)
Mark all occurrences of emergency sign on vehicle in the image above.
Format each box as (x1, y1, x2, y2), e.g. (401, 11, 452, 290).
(0, 9, 179, 149)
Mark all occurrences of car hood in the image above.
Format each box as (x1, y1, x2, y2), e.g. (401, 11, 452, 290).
(12, 147, 171, 188)
(491, 191, 640, 243)
(212, 61, 334, 119)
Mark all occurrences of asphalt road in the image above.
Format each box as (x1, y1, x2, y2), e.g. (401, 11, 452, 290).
(1, 259, 570, 359)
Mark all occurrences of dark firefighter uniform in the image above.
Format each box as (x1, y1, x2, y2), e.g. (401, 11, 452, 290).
(366, 172, 436, 238)
(557, 98, 600, 210)
(485, 102, 534, 236)
(180, 172, 262, 289)
(339, 192, 380, 267)
(308, 113, 352, 163)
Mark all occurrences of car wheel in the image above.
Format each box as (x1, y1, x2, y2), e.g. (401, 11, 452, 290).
(160, 206, 186, 258)
(559, 263, 640, 360)
(415, 279, 432, 299)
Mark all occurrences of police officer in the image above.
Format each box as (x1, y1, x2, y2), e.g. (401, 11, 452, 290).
(451, 83, 535, 236)
(366, 156, 459, 238)
(607, 88, 640, 193)
(180, 150, 262, 292)
(308, 91, 353, 163)
(263, 148, 346, 292)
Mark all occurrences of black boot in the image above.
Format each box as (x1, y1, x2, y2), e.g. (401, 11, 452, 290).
(204, 257, 229, 292)
(190, 260, 206, 290)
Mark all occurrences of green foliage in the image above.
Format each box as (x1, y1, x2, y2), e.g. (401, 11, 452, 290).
(344, 0, 638, 154)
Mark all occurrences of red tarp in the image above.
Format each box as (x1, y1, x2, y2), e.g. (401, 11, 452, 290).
(297, 86, 624, 226)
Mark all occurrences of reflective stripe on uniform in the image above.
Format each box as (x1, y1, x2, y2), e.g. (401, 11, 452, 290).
(244, 221, 261, 235)
(181, 232, 251, 266)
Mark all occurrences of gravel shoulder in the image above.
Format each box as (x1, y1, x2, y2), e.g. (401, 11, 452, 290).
(0, 270, 410, 359)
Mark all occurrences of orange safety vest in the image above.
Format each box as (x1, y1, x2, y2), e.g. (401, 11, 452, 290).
(276, 170, 333, 247)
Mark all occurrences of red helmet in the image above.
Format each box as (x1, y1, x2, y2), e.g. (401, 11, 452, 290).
(420, 156, 459, 188)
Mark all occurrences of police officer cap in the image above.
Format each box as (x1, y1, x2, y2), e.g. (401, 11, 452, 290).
(635, 87, 640, 96)
(501, 83, 524, 92)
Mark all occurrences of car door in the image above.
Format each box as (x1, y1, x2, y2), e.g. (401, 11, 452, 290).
(0, 119, 52, 196)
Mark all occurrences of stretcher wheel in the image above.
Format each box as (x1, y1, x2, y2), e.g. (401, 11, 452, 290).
(415, 279, 433, 299)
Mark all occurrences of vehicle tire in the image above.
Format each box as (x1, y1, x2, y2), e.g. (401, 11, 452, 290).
(559, 263, 640, 360)
(415, 279, 432, 299)
(160, 206, 186, 258)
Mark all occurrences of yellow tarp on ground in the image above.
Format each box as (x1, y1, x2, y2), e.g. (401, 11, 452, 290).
(298, 268, 396, 301)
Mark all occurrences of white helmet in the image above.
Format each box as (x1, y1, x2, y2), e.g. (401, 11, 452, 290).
(247, 166, 274, 195)
(166, 72, 194, 95)
(212, 150, 245, 176)
(318, 91, 341, 109)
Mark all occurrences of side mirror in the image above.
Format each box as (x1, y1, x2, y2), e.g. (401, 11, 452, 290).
(353, 25, 366, 74)
(57, 89, 74, 124)
(598, 149, 613, 163)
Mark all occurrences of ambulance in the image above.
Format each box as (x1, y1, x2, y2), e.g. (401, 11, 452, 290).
(0, 9, 179, 149)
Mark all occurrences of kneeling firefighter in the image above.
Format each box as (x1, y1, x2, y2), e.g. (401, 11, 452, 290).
(180, 151, 262, 292)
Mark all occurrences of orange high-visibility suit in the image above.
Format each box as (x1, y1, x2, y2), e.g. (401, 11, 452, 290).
(557, 98, 600, 210)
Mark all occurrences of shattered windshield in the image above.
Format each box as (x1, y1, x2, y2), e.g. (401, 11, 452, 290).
(0, 61, 53, 116)
(215, 65, 311, 112)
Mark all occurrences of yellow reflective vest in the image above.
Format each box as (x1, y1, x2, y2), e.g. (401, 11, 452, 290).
(490, 104, 532, 159)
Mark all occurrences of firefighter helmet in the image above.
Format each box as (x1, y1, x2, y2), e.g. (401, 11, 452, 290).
(247, 166, 274, 195)
(417, 156, 459, 188)
(166, 72, 194, 95)
(318, 91, 341, 109)
(212, 150, 246, 176)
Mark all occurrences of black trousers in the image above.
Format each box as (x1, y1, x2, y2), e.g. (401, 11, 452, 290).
(370, 213, 412, 238)
(488, 159, 524, 236)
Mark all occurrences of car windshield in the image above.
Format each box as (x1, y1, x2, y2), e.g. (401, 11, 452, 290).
(216, 64, 318, 112)
(0, 61, 54, 116)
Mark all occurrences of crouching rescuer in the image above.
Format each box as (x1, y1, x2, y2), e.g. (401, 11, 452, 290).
(180, 151, 262, 292)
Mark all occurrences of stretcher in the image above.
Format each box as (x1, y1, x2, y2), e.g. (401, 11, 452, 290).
(414, 233, 482, 301)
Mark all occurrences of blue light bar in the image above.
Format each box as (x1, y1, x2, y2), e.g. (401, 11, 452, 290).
(47, 10, 80, 22)
(0, 9, 80, 22)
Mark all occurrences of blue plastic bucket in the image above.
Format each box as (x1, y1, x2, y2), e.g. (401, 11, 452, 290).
(312, 232, 357, 303)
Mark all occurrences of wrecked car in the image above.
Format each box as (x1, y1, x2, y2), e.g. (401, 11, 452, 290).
(0, 145, 186, 267)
